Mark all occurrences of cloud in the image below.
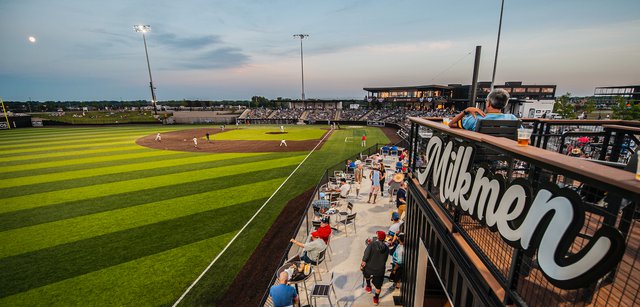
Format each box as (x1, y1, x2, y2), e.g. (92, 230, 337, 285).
(360, 40, 454, 54)
(153, 32, 222, 50)
(174, 47, 250, 69)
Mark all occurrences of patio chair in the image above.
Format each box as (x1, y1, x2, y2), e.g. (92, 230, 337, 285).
(338, 202, 354, 221)
(474, 119, 521, 175)
(311, 272, 339, 307)
(312, 249, 330, 281)
(338, 213, 357, 236)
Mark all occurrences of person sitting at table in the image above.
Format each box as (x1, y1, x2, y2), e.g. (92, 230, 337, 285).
(313, 216, 332, 244)
(329, 178, 351, 199)
(361, 231, 389, 305)
(448, 88, 517, 131)
(290, 232, 326, 265)
(312, 192, 331, 216)
(269, 271, 298, 307)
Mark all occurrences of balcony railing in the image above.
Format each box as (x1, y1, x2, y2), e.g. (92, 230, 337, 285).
(404, 117, 640, 306)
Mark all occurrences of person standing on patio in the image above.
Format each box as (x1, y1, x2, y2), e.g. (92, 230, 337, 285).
(355, 164, 363, 198)
(361, 231, 389, 305)
(368, 164, 381, 204)
(269, 271, 298, 307)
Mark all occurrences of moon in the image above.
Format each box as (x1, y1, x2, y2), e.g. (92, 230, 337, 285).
(28, 36, 36, 43)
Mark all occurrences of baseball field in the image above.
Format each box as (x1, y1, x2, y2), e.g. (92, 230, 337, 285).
(0, 124, 391, 306)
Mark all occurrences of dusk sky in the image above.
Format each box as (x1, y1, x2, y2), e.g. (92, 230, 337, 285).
(1, 0, 639, 101)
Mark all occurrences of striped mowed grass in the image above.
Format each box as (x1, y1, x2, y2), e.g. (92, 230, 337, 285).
(0, 125, 390, 306)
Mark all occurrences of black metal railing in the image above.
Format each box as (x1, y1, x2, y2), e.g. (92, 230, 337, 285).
(405, 117, 640, 306)
(258, 143, 383, 306)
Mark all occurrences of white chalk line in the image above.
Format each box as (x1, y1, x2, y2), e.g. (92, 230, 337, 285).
(172, 128, 333, 306)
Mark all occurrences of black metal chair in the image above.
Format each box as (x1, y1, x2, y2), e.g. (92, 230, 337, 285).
(338, 213, 357, 236)
(311, 272, 339, 307)
(474, 119, 521, 140)
(474, 119, 521, 176)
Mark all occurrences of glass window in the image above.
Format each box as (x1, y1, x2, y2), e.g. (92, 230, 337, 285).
(542, 88, 554, 93)
(528, 88, 541, 92)
(513, 88, 526, 93)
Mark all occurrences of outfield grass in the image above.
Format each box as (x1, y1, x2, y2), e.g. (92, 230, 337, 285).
(0, 125, 390, 306)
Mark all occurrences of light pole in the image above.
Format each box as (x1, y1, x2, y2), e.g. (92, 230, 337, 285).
(293, 34, 309, 103)
(490, 0, 505, 91)
(134, 25, 158, 115)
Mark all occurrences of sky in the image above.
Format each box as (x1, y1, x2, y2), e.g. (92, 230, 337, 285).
(0, 0, 639, 101)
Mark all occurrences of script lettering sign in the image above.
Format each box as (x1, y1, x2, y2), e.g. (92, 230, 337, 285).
(416, 136, 625, 289)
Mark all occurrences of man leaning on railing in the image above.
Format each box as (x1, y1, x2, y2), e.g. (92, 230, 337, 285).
(448, 88, 517, 130)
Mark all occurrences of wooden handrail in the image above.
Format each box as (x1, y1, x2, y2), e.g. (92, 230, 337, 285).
(409, 117, 640, 197)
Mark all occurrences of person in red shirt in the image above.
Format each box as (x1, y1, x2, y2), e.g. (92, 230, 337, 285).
(312, 216, 332, 244)
(361, 134, 367, 147)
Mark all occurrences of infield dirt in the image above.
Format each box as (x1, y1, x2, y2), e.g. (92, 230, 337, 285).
(136, 128, 332, 153)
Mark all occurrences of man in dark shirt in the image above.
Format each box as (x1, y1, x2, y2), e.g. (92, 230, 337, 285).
(361, 231, 389, 305)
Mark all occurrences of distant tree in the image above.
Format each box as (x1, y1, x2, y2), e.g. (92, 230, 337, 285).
(583, 98, 596, 116)
(611, 96, 640, 120)
(553, 93, 576, 119)
(251, 96, 270, 108)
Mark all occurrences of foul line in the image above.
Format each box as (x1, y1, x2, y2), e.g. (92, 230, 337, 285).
(172, 128, 334, 306)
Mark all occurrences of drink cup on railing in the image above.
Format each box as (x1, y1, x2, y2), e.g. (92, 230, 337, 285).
(517, 128, 533, 146)
(442, 118, 451, 126)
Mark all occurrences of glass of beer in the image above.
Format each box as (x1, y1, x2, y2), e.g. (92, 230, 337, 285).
(442, 118, 450, 126)
(517, 128, 533, 146)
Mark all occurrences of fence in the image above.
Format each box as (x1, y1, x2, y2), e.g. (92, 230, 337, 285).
(257, 142, 383, 306)
(403, 117, 640, 306)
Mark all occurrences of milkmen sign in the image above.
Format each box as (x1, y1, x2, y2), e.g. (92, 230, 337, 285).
(416, 136, 625, 289)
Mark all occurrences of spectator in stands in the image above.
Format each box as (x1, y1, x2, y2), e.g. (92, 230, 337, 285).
(290, 232, 326, 265)
(313, 216, 332, 244)
(390, 233, 405, 289)
(448, 89, 517, 131)
(361, 231, 389, 305)
(269, 271, 298, 307)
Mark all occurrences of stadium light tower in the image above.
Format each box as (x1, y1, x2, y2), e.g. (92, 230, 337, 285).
(133, 25, 158, 115)
(490, 0, 505, 91)
(293, 34, 309, 103)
